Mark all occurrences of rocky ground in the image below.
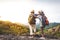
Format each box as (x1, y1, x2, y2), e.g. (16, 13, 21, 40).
(0, 34, 60, 40)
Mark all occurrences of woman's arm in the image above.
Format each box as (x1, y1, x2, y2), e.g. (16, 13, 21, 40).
(34, 14, 38, 18)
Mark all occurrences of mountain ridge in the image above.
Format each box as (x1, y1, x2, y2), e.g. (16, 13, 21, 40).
(36, 22, 60, 29)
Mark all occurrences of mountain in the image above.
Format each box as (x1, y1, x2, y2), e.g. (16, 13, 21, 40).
(36, 22, 60, 29)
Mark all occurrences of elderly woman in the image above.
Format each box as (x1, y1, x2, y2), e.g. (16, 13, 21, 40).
(28, 10, 36, 37)
(37, 11, 47, 38)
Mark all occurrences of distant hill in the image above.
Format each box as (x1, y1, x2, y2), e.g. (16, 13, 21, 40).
(36, 22, 60, 29)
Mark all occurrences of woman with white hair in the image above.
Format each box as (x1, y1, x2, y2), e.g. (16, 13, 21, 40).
(37, 10, 48, 39)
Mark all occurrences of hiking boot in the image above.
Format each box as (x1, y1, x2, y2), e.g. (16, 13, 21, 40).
(39, 37, 45, 39)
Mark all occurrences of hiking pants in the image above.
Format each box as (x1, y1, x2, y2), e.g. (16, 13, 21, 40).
(28, 24, 36, 35)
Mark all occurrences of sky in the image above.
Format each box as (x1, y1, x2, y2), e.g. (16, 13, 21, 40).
(0, 0, 60, 24)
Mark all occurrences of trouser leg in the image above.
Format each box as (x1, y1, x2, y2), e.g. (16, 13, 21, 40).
(33, 24, 36, 33)
(40, 27, 44, 34)
(29, 24, 33, 35)
(40, 27, 45, 37)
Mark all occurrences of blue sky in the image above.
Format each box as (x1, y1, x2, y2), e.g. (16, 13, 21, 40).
(0, 0, 60, 24)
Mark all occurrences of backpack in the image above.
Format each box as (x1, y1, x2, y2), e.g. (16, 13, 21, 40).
(45, 18, 49, 25)
(28, 14, 36, 24)
(42, 16, 49, 26)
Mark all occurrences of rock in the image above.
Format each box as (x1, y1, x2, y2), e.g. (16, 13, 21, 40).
(0, 34, 60, 40)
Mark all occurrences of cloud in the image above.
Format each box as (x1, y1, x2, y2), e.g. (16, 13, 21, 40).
(0, 0, 60, 24)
